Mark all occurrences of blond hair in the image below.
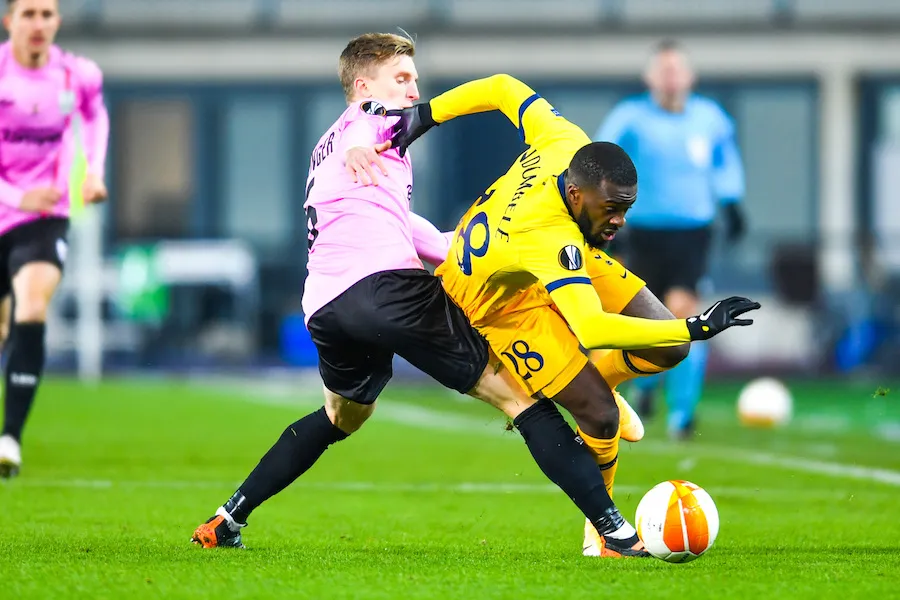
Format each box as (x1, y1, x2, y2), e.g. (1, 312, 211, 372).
(7, 0, 59, 11)
(338, 33, 415, 101)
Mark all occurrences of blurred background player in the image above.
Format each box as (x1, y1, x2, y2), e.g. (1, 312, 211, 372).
(595, 40, 746, 440)
(0, 0, 108, 478)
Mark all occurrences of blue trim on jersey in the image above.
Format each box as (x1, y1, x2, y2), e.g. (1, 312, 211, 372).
(546, 276, 591, 293)
(556, 172, 566, 202)
(518, 93, 541, 141)
(556, 171, 578, 220)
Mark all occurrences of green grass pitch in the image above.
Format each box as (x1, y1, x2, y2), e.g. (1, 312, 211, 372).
(1, 376, 899, 599)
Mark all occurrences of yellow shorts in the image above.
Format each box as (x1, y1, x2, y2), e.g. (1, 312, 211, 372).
(480, 303, 588, 398)
(479, 251, 646, 398)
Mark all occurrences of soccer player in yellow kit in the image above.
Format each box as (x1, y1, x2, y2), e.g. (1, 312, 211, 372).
(389, 74, 759, 556)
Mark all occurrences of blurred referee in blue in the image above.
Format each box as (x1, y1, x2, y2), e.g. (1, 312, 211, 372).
(595, 40, 746, 440)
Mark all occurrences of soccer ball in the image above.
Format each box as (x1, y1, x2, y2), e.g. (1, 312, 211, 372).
(635, 480, 719, 563)
(737, 377, 793, 428)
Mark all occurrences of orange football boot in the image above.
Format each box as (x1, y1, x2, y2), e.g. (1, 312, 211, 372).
(191, 508, 246, 549)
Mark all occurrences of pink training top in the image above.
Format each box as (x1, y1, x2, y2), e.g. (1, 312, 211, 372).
(409, 212, 453, 267)
(302, 99, 420, 320)
(0, 42, 108, 237)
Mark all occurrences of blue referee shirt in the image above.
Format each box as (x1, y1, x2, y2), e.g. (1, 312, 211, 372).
(595, 93, 745, 229)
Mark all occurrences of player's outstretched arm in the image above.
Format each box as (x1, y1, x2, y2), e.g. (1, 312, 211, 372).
(551, 283, 759, 349)
(552, 283, 690, 349)
(389, 74, 588, 157)
(684, 297, 759, 340)
(520, 227, 759, 349)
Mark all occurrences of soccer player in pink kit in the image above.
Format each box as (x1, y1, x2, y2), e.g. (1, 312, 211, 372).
(0, 0, 108, 478)
(192, 33, 647, 551)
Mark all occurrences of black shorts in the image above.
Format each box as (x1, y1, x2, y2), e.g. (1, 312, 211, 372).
(306, 269, 489, 404)
(0, 217, 70, 299)
(626, 226, 712, 298)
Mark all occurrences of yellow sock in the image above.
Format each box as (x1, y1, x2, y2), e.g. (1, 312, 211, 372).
(577, 426, 620, 498)
(590, 349, 666, 389)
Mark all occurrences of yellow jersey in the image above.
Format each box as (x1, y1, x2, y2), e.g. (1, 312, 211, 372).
(432, 75, 691, 350)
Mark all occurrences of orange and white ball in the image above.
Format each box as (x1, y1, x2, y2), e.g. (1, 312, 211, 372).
(635, 480, 719, 563)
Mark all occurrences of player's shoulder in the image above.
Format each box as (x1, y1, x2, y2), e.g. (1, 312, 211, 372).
(57, 47, 103, 85)
(611, 93, 654, 115)
(344, 99, 393, 122)
(357, 99, 389, 117)
(517, 210, 587, 272)
(513, 176, 581, 237)
(688, 94, 732, 121)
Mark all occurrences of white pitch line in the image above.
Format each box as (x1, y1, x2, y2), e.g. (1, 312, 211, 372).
(208, 380, 513, 438)
(200, 380, 900, 487)
(725, 451, 900, 487)
(626, 442, 900, 486)
(5, 478, 884, 500)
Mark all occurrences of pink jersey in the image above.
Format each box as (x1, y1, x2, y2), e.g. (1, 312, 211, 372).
(0, 42, 109, 236)
(410, 212, 452, 267)
(302, 99, 420, 320)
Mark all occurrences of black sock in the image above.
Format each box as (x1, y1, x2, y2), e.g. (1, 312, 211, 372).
(224, 407, 348, 524)
(514, 399, 625, 536)
(1, 322, 46, 442)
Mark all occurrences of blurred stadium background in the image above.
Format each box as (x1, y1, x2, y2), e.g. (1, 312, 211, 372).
(49, 0, 900, 381)
(5, 4, 900, 595)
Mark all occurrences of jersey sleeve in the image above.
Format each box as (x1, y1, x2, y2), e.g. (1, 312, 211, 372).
(515, 220, 593, 296)
(710, 105, 745, 203)
(584, 249, 646, 315)
(429, 74, 590, 152)
(74, 56, 109, 178)
(410, 212, 451, 267)
(516, 223, 691, 349)
(341, 101, 396, 151)
(0, 175, 24, 208)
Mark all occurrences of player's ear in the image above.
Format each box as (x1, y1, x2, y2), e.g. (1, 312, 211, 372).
(2, 13, 11, 32)
(567, 184, 582, 211)
(353, 77, 372, 99)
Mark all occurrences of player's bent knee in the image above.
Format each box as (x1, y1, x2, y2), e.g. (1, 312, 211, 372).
(627, 341, 690, 370)
(324, 388, 375, 434)
(13, 300, 51, 323)
(576, 397, 619, 437)
(670, 342, 691, 366)
(552, 365, 619, 438)
(12, 264, 62, 323)
(654, 343, 691, 369)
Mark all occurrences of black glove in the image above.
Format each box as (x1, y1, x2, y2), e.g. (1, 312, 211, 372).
(722, 203, 746, 244)
(386, 103, 438, 158)
(685, 296, 760, 341)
